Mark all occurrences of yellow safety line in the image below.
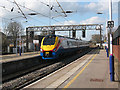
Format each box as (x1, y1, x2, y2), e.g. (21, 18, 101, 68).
(63, 51, 98, 89)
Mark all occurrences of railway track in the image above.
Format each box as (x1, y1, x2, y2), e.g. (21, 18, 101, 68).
(2, 47, 95, 90)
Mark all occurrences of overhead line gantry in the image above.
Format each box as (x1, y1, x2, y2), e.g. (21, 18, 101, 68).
(26, 24, 102, 32)
(26, 24, 103, 51)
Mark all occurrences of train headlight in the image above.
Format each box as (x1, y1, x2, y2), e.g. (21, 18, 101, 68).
(40, 49, 43, 52)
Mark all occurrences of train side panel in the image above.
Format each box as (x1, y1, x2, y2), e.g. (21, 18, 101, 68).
(40, 35, 89, 59)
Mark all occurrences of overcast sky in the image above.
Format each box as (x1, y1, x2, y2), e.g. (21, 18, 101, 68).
(0, 0, 119, 40)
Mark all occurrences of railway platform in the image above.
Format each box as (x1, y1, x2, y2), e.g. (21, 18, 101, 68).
(2, 51, 41, 82)
(24, 49, 119, 89)
(1, 51, 40, 63)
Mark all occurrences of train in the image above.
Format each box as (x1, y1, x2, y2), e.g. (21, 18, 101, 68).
(40, 35, 89, 59)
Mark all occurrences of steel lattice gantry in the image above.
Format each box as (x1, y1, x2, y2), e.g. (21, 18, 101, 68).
(26, 24, 102, 32)
(26, 24, 103, 51)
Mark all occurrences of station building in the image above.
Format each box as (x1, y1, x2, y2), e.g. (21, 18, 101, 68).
(112, 2, 120, 61)
(113, 25, 120, 61)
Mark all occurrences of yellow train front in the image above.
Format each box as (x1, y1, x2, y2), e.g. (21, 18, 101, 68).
(40, 35, 61, 59)
(40, 35, 89, 59)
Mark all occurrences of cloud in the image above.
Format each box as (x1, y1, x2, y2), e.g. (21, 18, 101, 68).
(0, 0, 54, 19)
(80, 16, 105, 24)
(54, 20, 78, 25)
(54, 16, 105, 25)
(0, 1, 109, 18)
(63, 20, 78, 25)
(79, 16, 106, 35)
(0, 0, 118, 27)
(53, 0, 119, 2)
(84, 2, 109, 13)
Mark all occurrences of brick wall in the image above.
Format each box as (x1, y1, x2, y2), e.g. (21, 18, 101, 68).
(113, 45, 120, 61)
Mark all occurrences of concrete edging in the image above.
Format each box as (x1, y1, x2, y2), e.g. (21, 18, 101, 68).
(2, 56, 41, 81)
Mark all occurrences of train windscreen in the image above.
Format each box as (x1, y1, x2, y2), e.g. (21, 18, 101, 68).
(43, 35, 56, 45)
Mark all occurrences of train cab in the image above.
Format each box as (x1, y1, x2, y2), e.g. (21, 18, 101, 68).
(40, 35, 59, 59)
(40, 35, 89, 60)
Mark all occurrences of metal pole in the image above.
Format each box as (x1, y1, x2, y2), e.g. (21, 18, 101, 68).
(22, 40, 24, 54)
(16, 39, 17, 56)
(100, 26, 102, 48)
(19, 30, 21, 56)
(26, 28, 28, 52)
(109, 0, 113, 57)
(48, 0, 51, 35)
(109, 0, 112, 22)
(106, 22, 108, 48)
(109, 0, 113, 54)
(109, 0, 114, 81)
(106, 23, 109, 57)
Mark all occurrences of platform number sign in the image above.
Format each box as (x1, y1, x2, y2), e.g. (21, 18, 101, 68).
(107, 21, 114, 28)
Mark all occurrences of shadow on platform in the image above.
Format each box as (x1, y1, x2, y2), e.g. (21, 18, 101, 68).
(88, 48, 100, 54)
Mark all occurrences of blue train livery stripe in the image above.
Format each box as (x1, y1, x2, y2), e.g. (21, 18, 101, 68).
(40, 35, 89, 59)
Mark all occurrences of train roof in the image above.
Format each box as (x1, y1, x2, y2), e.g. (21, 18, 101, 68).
(45, 34, 81, 40)
(44, 34, 90, 43)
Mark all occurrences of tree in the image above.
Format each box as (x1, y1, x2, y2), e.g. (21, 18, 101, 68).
(4, 22, 23, 47)
(40, 31, 47, 36)
(91, 34, 103, 43)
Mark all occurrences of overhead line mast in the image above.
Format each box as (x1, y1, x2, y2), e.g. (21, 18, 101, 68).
(14, 0, 27, 20)
(6, 0, 64, 25)
(56, 0, 67, 17)
(40, 0, 73, 25)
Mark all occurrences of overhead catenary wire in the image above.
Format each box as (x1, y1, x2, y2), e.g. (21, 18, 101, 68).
(1, 0, 63, 25)
(10, 16, 25, 20)
(6, 0, 64, 25)
(0, 16, 16, 22)
(14, 0, 27, 20)
(0, 5, 11, 12)
(39, 0, 64, 20)
(49, 0, 51, 26)
(56, 0, 67, 17)
(1, 0, 75, 28)
(27, 15, 48, 25)
(55, 0, 74, 25)
(39, 0, 74, 25)
(0, 4, 48, 25)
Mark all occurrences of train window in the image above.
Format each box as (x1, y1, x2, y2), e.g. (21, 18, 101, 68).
(69, 41, 72, 46)
(43, 36, 56, 45)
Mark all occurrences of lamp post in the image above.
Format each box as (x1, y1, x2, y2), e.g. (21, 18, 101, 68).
(106, 21, 109, 57)
(109, 0, 113, 54)
(97, 12, 109, 52)
(108, 0, 114, 81)
(97, 12, 104, 49)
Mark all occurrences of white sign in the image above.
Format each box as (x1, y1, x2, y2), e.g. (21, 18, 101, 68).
(33, 40, 39, 44)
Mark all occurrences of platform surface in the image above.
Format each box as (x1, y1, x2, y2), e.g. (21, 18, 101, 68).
(24, 49, 119, 89)
(1, 51, 40, 63)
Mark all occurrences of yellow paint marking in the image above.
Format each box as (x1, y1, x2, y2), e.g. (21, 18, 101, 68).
(63, 51, 98, 89)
